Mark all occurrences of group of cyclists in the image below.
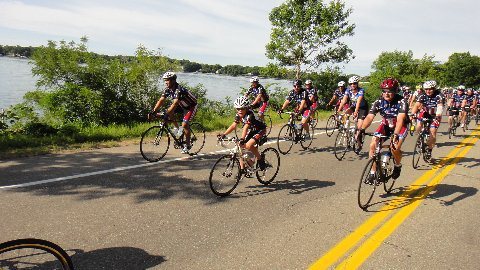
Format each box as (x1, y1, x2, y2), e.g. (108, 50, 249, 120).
(148, 71, 479, 182)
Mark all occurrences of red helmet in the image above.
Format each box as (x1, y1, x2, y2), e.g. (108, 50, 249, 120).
(380, 78, 399, 92)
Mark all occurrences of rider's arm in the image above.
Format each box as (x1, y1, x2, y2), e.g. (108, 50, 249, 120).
(327, 95, 337, 106)
(411, 101, 421, 115)
(166, 99, 179, 116)
(354, 96, 363, 116)
(153, 96, 166, 112)
(252, 93, 262, 106)
(337, 95, 348, 113)
(360, 113, 375, 130)
(222, 122, 237, 136)
(280, 100, 290, 111)
(241, 123, 249, 140)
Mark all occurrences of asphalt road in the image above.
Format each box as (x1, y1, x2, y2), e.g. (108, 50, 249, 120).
(1, 118, 479, 269)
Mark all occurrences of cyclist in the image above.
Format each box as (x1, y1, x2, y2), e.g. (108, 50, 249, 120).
(446, 85, 465, 129)
(461, 88, 477, 127)
(278, 80, 312, 138)
(409, 84, 424, 109)
(150, 71, 198, 154)
(305, 79, 319, 121)
(360, 78, 407, 180)
(245, 76, 269, 122)
(410, 80, 444, 161)
(337, 75, 368, 150)
(218, 96, 267, 170)
(402, 86, 411, 102)
(327, 81, 348, 111)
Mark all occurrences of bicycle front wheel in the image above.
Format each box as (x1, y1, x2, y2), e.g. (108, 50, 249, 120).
(358, 158, 379, 210)
(412, 135, 423, 169)
(263, 114, 273, 137)
(209, 155, 241, 197)
(140, 126, 170, 162)
(188, 122, 206, 155)
(256, 147, 280, 185)
(382, 154, 396, 193)
(277, 124, 294, 155)
(325, 115, 337, 137)
(0, 238, 74, 270)
(300, 126, 314, 150)
(334, 129, 349, 161)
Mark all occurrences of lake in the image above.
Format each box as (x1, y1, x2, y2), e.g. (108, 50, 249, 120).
(0, 57, 292, 110)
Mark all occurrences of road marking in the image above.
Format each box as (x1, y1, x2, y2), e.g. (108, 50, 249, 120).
(309, 128, 479, 269)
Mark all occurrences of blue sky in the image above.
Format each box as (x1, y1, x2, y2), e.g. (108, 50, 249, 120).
(1, 0, 479, 76)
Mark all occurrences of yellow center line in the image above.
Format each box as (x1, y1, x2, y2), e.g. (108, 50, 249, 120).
(309, 128, 479, 270)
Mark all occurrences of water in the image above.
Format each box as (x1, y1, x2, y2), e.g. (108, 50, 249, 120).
(0, 57, 292, 109)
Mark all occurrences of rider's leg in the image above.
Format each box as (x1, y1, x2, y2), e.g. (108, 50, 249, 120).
(428, 127, 437, 150)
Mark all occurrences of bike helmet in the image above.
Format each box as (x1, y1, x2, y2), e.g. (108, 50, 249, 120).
(338, 81, 346, 87)
(162, 71, 177, 81)
(293, 79, 302, 86)
(423, 80, 437, 89)
(305, 79, 313, 85)
(348, 75, 360, 84)
(234, 96, 250, 109)
(380, 78, 399, 92)
(250, 76, 259, 83)
(457, 85, 466, 90)
(416, 84, 422, 90)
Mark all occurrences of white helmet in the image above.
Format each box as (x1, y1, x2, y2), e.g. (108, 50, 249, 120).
(250, 76, 259, 83)
(338, 81, 346, 87)
(348, 75, 360, 84)
(457, 85, 466, 90)
(423, 80, 437, 89)
(234, 96, 250, 109)
(305, 79, 313, 85)
(162, 71, 177, 81)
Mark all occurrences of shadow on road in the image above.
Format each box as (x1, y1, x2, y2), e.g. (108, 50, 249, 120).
(233, 178, 335, 197)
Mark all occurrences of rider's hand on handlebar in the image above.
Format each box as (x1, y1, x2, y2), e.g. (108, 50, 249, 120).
(239, 138, 246, 145)
(217, 134, 226, 141)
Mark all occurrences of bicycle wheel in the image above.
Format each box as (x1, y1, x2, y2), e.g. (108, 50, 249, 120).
(412, 135, 423, 169)
(334, 129, 349, 161)
(310, 111, 318, 129)
(382, 154, 396, 193)
(209, 155, 241, 197)
(187, 122, 206, 155)
(277, 124, 294, 155)
(448, 127, 453, 139)
(300, 126, 314, 150)
(256, 147, 280, 185)
(358, 158, 379, 210)
(465, 115, 470, 130)
(476, 111, 479, 125)
(0, 238, 74, 270)
(325, 115, 337, 137)
(140, 126, 170, 162)
(262, 114, 273, 137)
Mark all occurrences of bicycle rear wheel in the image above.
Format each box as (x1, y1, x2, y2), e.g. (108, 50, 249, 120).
(334, 129, 349, 161)
(358, 158, 379, 210)
(256, 147, 280, 185)
(412, 135, 423, 169)
(0, 238, 74, 270)
(300, 126, 314, 150)
(325, 115, 337, 137)
(209, 155, 241, 197)
(188, 122, 206, 155)
(140, 126, 170, 162)
(277, 124, 294, 155)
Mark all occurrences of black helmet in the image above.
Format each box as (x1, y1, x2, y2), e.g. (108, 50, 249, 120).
(293, 80, 302, 86)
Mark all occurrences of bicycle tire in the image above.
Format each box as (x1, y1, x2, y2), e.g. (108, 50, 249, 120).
(310, 111, 318, 129)
(140, 126, 170, 162)
(358, 158, 379, 210)
(476, 111, 479, 125)
(334, 129, 349, 161)
(256, 147, 280, 185)
(187, 122, 206, 155)
(209, 155, 241, 197)
(382, 154, 396, 193)
(300, 126, 314, 150)
(0, 238, 74, 270)
(325, 115, 337, 137)
(448, 127, 452, 139)
(263, 114, 273, 137)
(277, 124, 294, 155)
(412, 135, 423, 169)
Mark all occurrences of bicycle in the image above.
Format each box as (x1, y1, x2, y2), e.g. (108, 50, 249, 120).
(325, 109, 341, 137)
(276, 111, 314, 155)
(476, 105, 480, 125)
(357, 133, 396, 210)
(447, 108, 460, 139)
(333, 114, 363, 161)
(209, 136, 280, 197)
(462, 106, 472, 132)
(0, 238, 75, 270)
(412, 117, 433, 169)
(140, 112, 206, 162)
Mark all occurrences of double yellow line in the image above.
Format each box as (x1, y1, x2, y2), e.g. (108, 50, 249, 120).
(309, 128, 480, 270)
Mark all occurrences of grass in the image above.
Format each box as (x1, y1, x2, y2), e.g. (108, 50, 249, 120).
(0, 109, 334, 159)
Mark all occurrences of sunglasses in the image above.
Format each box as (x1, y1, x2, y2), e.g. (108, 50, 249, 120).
(382, 90, 395, 94)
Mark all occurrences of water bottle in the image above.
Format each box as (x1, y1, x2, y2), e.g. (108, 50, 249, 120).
(295, 123, 302, 131)
(243, 150, 255, 166)
(177, 126, 184, 137)
(381, 152, 391, 168)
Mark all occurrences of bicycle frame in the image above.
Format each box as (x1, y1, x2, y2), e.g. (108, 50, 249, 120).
(218, 137, 259, 174)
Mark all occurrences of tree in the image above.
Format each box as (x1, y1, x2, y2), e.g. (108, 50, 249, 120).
(266, 0, 355, 79)
(443, 52, 480, 87)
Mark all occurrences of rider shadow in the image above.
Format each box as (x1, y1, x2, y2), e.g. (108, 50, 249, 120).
(234, 178, 335, 197)
(426, 183, 478, 206)
(70, 246, 166, 270)
(436, 141, 475, 147)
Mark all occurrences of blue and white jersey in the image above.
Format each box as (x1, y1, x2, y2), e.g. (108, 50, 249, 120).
(345, 87, 368, 109)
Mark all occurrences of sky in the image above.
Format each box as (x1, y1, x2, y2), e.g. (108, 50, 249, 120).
(1, 0, 479, 76)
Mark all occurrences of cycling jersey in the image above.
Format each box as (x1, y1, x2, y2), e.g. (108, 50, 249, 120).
(306, 87, 319, 102)
(333, 88, 346, 100)
(162, 84, 197, 110)
(246, 84, 269, 102)
(286, 88, 312, 109)
(370, 94, 408, 138)
(417, 90, 443, 115)
(345, 87, 368, 110)
(402, 90, 411, 101)
(464, 94, 476, 106)
(234, 109, 267, 131)
(411, 90, 423, 103)
(450, 93, 465, 108)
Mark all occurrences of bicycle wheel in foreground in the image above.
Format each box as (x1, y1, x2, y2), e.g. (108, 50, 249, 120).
(334, 129, 349, 161)
(209, 155, 241, 197)
(140, 126, 170, 162)
(358, 158, 379, 210)
(277, 124, 294, 155)
(256, 147, 280, 185)
(412, 135, 423, 169)
(188, 122, 206, 155)
(0, 238, 74, 270)
(325, 115, 337, 137)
